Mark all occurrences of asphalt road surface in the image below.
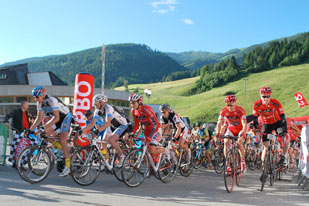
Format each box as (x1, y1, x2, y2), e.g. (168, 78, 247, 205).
(0, 164, 308, 206)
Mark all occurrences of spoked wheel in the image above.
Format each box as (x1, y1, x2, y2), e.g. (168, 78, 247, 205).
(70, 147, 101, 186)
(113, 148, 130, 182)
(192, 149, 202, 169)
(261, 155, 269, 191)
(179, 151, 193, 177)
(121, 148, 150, 188)
(224, 150, 235, 193)
(235, 152, 242, 187)
(158, 151, 177, 183)
(16, 145, 52, 184)
(247, 154, 257, 171)
(270, 154, 277, 186)
(214, 152, 224, 174)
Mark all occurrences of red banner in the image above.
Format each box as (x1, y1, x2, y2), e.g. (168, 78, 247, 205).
(294, 92, 308, 108)
(73, 73, 94, 127)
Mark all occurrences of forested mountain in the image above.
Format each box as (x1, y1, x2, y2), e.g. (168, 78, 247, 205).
(1, 44, 187, 88)
(189, 32, 309, 95)
(167, 33, 306, 70)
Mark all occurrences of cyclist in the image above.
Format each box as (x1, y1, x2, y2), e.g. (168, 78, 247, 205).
(129, 93, 168, 158)
(29, 86, 72, 177)
(160, 103, 190, 163)
(84, 110, 106, 140)
(197, 122, 212, 169)
(216, 95, 247, 173)
(252, 86, 289, 182)
(82, 94, 131, 167)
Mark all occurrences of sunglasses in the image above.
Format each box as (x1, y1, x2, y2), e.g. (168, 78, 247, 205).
(262, 96, 271, 99)
(129, 101, 137, 104)
(226, 104, 234, 107)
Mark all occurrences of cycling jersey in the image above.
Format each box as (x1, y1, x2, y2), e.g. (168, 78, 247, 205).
(219, 105, 247, 136)
(37, 96, 71, 132)
(252, 99, 284, 125)
(131, 105, 161, 145)
(160, 112, 189, 141)
(94, 104, 129, 128)
(38, 96, 70, 116)
(85, 118, 105, 139)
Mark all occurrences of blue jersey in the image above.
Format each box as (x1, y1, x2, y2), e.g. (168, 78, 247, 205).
(86, 118, 106, 139)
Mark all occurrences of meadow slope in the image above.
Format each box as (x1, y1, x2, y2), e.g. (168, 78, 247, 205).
(116, 64, 309, 123)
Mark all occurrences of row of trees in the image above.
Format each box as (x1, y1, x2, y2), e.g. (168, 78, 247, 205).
(189, 32, 309, 94)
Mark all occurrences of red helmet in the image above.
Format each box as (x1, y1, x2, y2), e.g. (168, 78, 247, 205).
(224, 95, 237, 105)
(128, 93, 143, 104)
(260, 86, 272, 96)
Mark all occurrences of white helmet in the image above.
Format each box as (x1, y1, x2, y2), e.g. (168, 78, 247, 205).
(92, 94, 108, 103)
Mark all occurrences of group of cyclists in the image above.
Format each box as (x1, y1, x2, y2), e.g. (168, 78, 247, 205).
(18, 85, 304, 189)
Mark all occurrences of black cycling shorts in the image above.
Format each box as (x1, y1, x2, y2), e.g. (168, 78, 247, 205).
(261, 121, 285, 142)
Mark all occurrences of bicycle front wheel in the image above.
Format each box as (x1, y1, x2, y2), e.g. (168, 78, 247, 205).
(16, 145, 52, 184)
(113, 148, 130, 182)
(158, 151, 177, 183)
(70, 147, 101, 186)
(179, 150, 193, 177)
(224, 150, 235, 193)
(192, 149, 202, 169)
(121, 148, 150, 188)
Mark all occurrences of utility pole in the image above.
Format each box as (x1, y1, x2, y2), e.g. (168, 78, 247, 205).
(101, 44, 106, 94)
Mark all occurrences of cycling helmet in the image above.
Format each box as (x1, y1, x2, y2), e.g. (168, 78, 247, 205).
(260, 86, 272, 96)
(128, 93, 143, 104)
(92, 94, 108, 103)
(224, 95, 237, 105)
(32, 86, 46, 97)
(84, 110, 92, 117)
(195, 122, 201, 128)
(160, 103, 171, 112)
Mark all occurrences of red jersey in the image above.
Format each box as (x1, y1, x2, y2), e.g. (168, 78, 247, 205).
(252, 99, 284, 124)
(131, 105, 161, 137)
(219, 106, 247, 133)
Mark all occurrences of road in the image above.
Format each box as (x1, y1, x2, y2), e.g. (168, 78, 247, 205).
(0, 164, 308, 206)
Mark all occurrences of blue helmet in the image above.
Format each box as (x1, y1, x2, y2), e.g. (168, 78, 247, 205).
(32, 86, 46, 97)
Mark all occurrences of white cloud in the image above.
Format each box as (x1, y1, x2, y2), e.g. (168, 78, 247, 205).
(151, 0, 178, 14)
(182, 19, 194, 25)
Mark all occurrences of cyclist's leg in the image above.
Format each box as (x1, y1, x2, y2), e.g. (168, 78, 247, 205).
(179, 128, 190, 162)
(149, 128, 165, 156)
(223, 128, 234, 157)
(109, 125, 129, 156)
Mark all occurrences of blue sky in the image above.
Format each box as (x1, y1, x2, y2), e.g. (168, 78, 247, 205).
(0, 0, 309, 64)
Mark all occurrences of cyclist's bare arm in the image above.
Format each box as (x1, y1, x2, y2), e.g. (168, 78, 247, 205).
(30, 111, 44, 131)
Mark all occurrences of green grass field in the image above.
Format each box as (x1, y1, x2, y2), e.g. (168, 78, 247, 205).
(116, 64, 309, 123)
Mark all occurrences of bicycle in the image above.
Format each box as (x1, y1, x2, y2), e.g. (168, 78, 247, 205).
(211, 139, 224, 174)
(70, 131, 130, 186)
(15, 127, 77, 184)
(223, 135, 242, 193)
(260, 134, 280, 191)
(121, 136, 177, 187)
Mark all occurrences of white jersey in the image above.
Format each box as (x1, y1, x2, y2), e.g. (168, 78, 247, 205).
(37, 96, 70, 116)
(94, 104, 129, 127)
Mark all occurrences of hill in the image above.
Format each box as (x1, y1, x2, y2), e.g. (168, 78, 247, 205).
(0, 44, 187, 88)
(116, 63, 309, 123)
(167, 32, 307, 70)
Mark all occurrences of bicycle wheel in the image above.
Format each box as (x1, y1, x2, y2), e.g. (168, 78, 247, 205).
(70, 147, 101, 186)
(113, 148, 130, 182)
(121, 148, 150, 188)
(158, 151, 177, 183)
(214, 151, 224, 174)
(260, 152, 269, 191)
(224, 150, 235, 193)
(179, 151, 193, 177)
(192, 149, 202, 169)
(235, 151, 242, 187)
(16, 145, 52, 184)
